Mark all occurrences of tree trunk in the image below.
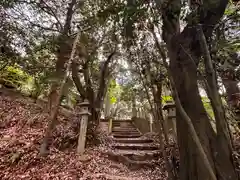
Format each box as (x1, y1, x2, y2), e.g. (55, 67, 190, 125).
(40, 30, 81, 156)
(170, 43, 217, 180)
(104, 92, 111, 119)
(167, 26, 237, 180)
(155, 0, 237, 179)
(197, 25, 237, 179)
(48, 0, 76, 112)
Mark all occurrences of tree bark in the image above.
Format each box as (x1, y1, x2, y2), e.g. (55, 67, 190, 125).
(164, 49, 217, 180)
(72, 61, 86, 99)
(153, 0, 237, 179)
(48, 0, 77, 112)
(72, 51, 115, 142)
(40, 30, 81, 156)
(152, 28, 217, 180)
(197, 24, 237, 179)
(95, 51, 116, 110)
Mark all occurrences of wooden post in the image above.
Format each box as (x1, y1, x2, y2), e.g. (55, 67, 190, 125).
(77, 99, 91, 154)
(108, 118, 113, 134)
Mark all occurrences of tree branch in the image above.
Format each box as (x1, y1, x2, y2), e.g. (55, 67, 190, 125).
(71, 61, 86, 99)
(16, 0, 63, 31)
(62, 0, 77, 34)
(38, 0, 64, 31)
(197, 23, 234, 152)
(95, 51, 116, 108)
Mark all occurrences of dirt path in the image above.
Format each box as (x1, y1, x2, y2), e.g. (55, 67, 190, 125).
(0, 93, 167, 180)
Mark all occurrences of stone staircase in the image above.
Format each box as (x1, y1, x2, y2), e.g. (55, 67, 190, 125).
(107, 119, 160, 169)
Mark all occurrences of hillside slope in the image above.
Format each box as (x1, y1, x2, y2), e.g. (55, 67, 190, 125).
(0, 91, 166, 180)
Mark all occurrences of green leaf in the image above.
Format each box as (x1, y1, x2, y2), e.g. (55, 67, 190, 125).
(162, 95, 173, 103)
(110, 96, 117, 104)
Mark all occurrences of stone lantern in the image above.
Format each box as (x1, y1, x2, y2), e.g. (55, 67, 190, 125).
(77, 99, 91, 154)
(163, 101, 177, 139)
(163, 101, 176, 117)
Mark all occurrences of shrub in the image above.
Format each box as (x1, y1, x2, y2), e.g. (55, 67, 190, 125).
(0, 65, 31, 89)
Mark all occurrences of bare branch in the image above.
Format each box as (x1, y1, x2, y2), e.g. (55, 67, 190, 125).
(39, 0, 64, 30)
(16, 0, 63, 31)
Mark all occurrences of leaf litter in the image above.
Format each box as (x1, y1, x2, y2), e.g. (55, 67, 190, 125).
(0, 93, 167, 180)
(0, 92, 240, 179)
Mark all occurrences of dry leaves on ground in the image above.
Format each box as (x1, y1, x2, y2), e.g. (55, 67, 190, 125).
(0, 94, 166, 180)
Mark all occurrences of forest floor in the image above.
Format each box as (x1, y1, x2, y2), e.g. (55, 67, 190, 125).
(0, 89, 167, 180)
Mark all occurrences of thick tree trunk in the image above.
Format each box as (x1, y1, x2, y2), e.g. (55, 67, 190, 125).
(166, 27, 237, 180)
(155, 0, 237, 179)
(40, 30, 80, 156)
(167, 40, 217, 180)
(169, 37, 237, 180)
(153, 26, 217, 180)
(48, 0, 76, 112)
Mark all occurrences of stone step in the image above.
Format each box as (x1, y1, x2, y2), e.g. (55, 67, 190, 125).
(112, 121, 132, 123)
(112, 131, 141, 134)
(112, 127, 138, 130)
(113, 134, 142, 138)
(113, 129, 136, 132)
(112, 134, 141, 137)
(112, 126, 137, 131)
(113, 121, 132, 123)
(111, 149, 161, 160)
(112, 130, 139, 133)
(113, 143, 159, 151)
(105, 150, 160, 166)
(112, 132, 141, 135)
(113, 120, 132, 122)
(112, 125, 133, 128)
(113, 123, 134, 128)
(114, 138, 153, 144)
(112, 131, 140, 134)
(112, 125, 134, 128)
(112, 127, 136, 130)
(112, 122, 132, 124)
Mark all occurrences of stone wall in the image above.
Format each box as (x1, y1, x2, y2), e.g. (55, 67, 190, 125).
(132, 117, 151, 134)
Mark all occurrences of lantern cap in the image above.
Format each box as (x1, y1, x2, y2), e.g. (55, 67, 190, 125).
(163, 102, 175, 110)
(78, 110, 91, 116)
(78, 99, 90, 107)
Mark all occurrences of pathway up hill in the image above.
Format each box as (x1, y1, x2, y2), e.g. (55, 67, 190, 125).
(0, 89, 168, 180)
(104, 119, 163, 170)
